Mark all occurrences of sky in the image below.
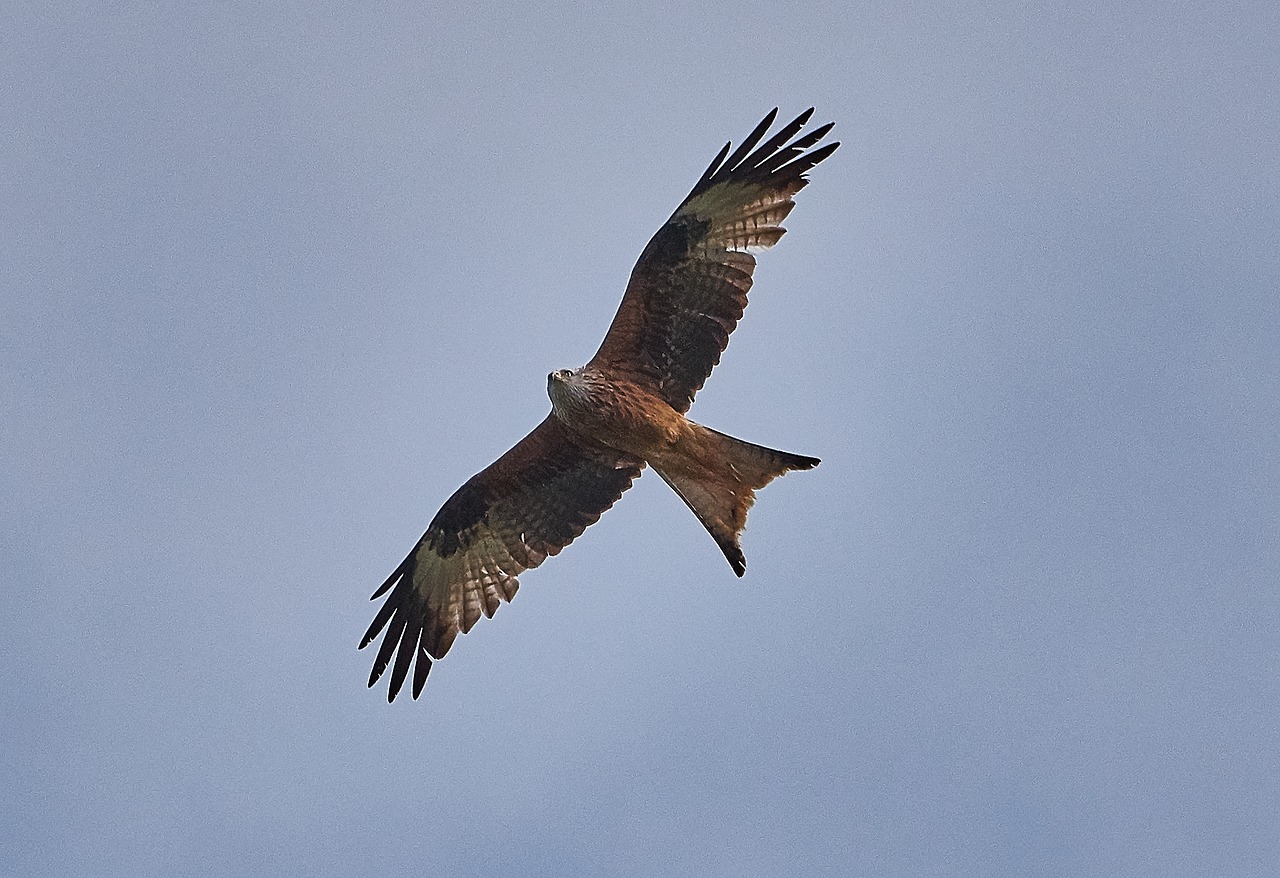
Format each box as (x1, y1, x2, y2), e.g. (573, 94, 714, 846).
(3, 1, 1278, 875)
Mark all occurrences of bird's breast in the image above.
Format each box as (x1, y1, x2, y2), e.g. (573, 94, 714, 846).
(550, 373, 683, 456)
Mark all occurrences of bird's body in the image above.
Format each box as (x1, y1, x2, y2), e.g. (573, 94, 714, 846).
(362, 109, 838, 700)
(548, 365, 817, 576)
(547, 367, 679, 454)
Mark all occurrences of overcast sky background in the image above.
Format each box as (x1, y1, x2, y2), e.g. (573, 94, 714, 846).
(3, 2, 1278, 875)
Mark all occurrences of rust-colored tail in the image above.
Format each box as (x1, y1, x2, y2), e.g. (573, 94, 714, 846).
(653, 424, 819, 576)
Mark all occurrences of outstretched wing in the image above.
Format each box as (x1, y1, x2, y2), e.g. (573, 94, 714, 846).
(588, 108, 838, 413)
(361, 414, 643, 701)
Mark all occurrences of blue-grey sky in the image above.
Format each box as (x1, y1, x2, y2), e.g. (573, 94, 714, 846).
(3, 2, 1278, 875)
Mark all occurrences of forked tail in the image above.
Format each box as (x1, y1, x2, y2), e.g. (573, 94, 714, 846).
(653, 424, 819, 576)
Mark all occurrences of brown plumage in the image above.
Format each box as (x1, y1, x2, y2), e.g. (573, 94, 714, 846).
(362, 109, 837, 700)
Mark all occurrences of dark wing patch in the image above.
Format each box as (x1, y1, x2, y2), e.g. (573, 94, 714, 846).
(589, 108, 839, 412)
(361, 414, 643, 701)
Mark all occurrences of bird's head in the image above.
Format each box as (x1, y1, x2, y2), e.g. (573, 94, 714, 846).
(547, 367, 586, 415)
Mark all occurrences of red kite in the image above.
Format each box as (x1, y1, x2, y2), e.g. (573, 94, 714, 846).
(362, 109, 837, 700)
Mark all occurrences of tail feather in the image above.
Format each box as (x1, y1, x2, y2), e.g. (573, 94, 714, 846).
(653, 424, 818, 576)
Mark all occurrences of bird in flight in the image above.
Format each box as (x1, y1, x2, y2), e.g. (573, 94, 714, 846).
(362, 109, 838, 700)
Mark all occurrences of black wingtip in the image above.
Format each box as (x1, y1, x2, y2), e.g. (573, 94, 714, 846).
(359, 593, 398, 650)
(721, 108, 780, 171)
(371, 545, 417, 600)
(687, 108, 838, 201)
(694, 140, 733, 189)
(411, 646, 433, 699)
(386, 624, 419, 701)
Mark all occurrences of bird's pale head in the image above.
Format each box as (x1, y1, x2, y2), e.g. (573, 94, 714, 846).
(547, 367, 591, 419)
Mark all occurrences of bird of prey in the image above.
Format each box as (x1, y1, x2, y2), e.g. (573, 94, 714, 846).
(362, 109, 838, 700)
